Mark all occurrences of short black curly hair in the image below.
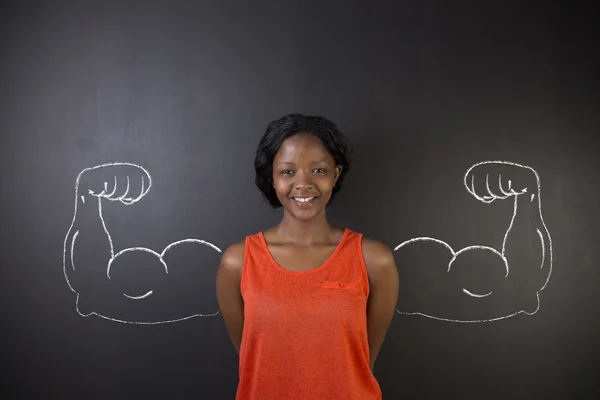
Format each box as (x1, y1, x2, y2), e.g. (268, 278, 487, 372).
(254, 113, 352, 208)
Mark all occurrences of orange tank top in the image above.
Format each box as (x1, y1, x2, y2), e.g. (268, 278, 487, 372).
(236, 228, 382, 400)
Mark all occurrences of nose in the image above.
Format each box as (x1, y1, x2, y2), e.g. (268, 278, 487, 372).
(294, 169, 314, 189)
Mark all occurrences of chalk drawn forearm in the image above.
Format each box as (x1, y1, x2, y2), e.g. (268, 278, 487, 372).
(394, 161, 553, 323)
(63, 163, 222, 324)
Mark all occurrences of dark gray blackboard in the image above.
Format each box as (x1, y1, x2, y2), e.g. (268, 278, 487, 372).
(2, 1, 599, 398)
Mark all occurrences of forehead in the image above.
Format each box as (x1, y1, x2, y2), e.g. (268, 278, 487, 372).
(274, 133, 333, 163)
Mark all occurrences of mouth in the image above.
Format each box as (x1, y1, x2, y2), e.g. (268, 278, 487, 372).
(290, 196, 319, 208)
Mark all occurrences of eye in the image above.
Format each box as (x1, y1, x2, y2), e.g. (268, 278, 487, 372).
(281, 169, 294, 175)
(313, 168, 326, 173)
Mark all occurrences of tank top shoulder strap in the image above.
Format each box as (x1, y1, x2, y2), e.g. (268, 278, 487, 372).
(244, 232, 263, 253)
(327, 229, 370, 297)
(240, 232, 270, 296)
(337, 229, 361, 253)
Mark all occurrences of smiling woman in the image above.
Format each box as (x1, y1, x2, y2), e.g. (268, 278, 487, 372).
(216, 114, 399, 400)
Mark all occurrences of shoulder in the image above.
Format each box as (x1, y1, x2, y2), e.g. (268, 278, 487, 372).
(218, 238, 247, 275)
(359, 235, 397, 280)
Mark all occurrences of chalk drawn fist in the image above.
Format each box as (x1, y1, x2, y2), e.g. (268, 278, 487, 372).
(464, 161, 539, 203)
(77, 162, 152, 205)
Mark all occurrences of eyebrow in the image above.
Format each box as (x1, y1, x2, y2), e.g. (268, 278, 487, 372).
(276, 160, 332, 166)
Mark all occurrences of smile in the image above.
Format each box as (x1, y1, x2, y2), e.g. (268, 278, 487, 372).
(291, 196, 319, 207)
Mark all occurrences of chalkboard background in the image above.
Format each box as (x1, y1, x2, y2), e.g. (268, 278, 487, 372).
(1, 1, 599, 398)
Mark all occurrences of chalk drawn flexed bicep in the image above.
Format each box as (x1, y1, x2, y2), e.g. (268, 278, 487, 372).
(64, 163, 153, 282)
(464, 162, 551, 281)
(63, 162, 222, 324)
(394, 161, 553, 323)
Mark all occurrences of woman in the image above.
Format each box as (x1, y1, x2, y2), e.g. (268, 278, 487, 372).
(216, 113, 399, 399)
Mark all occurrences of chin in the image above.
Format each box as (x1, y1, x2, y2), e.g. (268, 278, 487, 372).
(286, 201, 328, 221)
(291, 211, 321, 221)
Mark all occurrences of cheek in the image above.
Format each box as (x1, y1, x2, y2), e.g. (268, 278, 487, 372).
(273, 180, 290, 196)
(316, 177, 336, 191)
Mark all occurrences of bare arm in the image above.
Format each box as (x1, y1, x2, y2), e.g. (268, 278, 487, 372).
(362, 238, 399, 372)
(216, 240, 246, 355)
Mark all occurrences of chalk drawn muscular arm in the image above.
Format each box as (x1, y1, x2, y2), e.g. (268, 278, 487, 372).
(62, 163, 152, 313)
(394, 161, 553, 322)
(63, 163, 222, 324)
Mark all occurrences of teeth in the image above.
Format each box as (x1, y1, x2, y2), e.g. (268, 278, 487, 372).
(294, 197, 314, 203)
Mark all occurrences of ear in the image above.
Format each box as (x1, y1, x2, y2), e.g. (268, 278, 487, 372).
(333, 166, 343, 185)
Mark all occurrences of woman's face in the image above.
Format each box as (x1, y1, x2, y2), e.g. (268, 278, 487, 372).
(272, 133, 342, 221)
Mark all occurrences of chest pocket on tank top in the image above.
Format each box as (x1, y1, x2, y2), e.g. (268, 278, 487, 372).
(317, 280, 366, 333)
(322, 280, 361, 291)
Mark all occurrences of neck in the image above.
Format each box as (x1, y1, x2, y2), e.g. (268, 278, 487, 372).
(275, 210, 337, 245)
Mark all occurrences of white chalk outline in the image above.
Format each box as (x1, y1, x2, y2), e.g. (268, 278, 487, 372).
(63, 162, 222, 324)
(394, 160, 553, 323)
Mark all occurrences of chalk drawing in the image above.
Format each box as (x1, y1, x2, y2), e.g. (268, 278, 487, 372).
(63, 163, 222, 324)
(394, 161, 553, 323)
